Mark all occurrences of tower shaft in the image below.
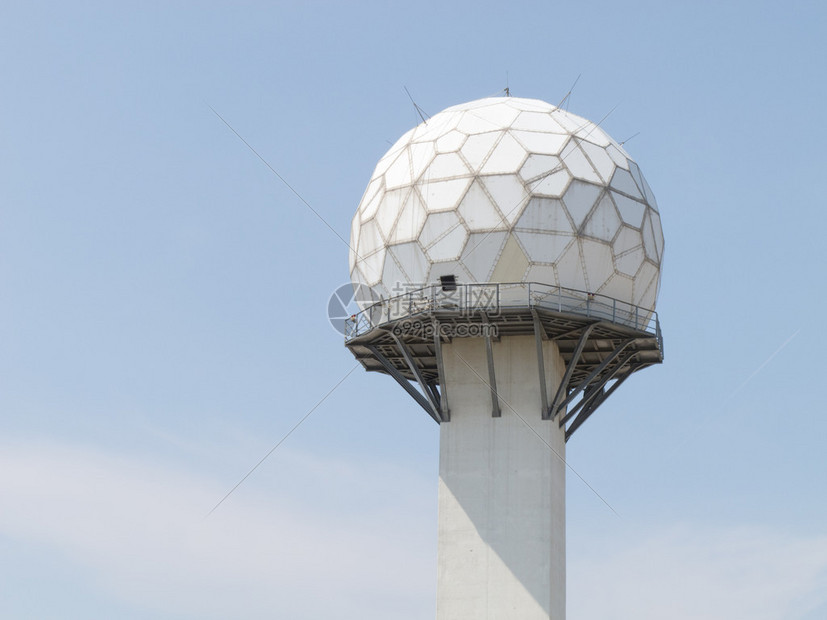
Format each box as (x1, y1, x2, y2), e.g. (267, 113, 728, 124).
(437, 335, 566, 619)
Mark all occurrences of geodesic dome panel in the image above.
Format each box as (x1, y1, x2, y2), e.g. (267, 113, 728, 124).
(349, 97, 664, 311)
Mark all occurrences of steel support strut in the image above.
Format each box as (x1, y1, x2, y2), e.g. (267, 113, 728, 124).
(365, 344, 442, 424)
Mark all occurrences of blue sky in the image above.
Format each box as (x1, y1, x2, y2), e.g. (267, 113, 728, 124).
(1, 1, 825, 618)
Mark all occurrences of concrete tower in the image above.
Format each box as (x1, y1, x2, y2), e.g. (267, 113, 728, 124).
(345, 97, 664, 619)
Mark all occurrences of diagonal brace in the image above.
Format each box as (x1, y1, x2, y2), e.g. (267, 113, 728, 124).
(548, 323, 596, 419)
(366, 344, 441, 424)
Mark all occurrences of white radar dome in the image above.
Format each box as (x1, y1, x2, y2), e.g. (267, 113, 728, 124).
(349, 97, 663, 311)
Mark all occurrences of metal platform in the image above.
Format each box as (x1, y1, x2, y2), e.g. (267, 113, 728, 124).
(344, 282, 663, 441)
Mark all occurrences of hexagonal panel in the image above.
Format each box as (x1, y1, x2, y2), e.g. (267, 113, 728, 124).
(582, 193, 621, 242)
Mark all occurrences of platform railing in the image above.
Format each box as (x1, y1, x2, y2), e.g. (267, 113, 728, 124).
(344, 282, 660, 341)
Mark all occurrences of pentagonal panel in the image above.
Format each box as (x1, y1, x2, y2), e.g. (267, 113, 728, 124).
(612, 191, 646, 228)
(563, 180, 603, 230)
(389, 191, 427, 244)
(480, 133, 527, 175)
(582, 194, 621, 242)
(460, 232, 508, 282)
(516, 197, 572, 234)
(419, 177, 472, 213)
(458, 180, 506, 231)
(482, 174, 530, 225)
(461, 131, 502, 172)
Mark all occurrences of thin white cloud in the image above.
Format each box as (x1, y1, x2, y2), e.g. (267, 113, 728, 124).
(0, 438, 436, 619)
(569, 524, 827, 619)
